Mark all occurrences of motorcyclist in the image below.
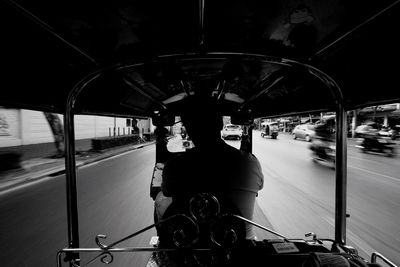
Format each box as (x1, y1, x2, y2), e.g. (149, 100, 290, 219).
(156, 96, 264, 240)
(359, 122, 380, 148)
(310, 117, 335, 163)
(314, 117, 335, 142)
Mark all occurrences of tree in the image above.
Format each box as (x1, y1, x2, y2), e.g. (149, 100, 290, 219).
(43, 112, 64, 157)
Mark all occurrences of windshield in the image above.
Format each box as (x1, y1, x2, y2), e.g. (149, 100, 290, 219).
(226, 125, 241, 130)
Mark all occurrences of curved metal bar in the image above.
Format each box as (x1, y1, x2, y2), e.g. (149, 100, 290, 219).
(64, 71, 105, 266)
(95, 234, 108, 249)
(3, 0, 98, 64)
(239, 76, 284, 110)
(82, 214, 198, 266)
(313, 0, 400, 59)
(281, 59, 347, 244)
(60, 247, 211, 253)
(198, 0, 205, 46)
(334, 103, 347, 244)
(122, 76, 167, 109)
(371, 252, 398, 267)
(110, 214, 197, 248)
(231, 214, 290, 242)
(100, 252, 113, 265)
(58, 246, 213, 266)
(57, 251, 63, 267)
(306, 68, 347, 245)
(62, 52, 348, 266)
(303, 64, 347, 245)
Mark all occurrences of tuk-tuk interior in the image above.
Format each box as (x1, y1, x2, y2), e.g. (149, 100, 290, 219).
(1, 0, 399, 266)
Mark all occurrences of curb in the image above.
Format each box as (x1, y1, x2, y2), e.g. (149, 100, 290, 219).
(0, 140, 158, 194)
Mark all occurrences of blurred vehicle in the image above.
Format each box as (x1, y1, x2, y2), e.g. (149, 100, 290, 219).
(355, 122, 396, 156)
(221, 124, 243, 140)
(378, 127, 391, 137)
(390, 125, 400, 140)
(356, 136, 396, 157)
(260, 122, 279, 139)
(354, 124, 370, 137)
(309, 117, 336, 167)
(292, 124, 315, 142)
(309, 139, 336, 168)
(379, 126, 400, 140)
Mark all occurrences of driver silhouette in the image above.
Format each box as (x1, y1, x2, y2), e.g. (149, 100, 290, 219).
(156, 96, 264, 239)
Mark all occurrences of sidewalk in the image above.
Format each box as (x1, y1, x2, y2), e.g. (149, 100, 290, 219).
(0, 140, 157, 194)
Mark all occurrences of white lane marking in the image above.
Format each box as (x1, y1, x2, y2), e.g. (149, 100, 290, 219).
(79, 160, 101, 169)
(348, 155, 381, 164)
(0, 176, 55, 196)
(348, 165, 400, 183)
(0, 145, 153, 196)
(80, 145, 151, 169)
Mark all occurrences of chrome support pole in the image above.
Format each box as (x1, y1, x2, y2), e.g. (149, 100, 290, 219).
(63, 70, 103, 266)
(335, 103, 347, 244)
(198, 0, 205, 46)
(64, 100, 80, 265)
(296, 60, 347, 245)
(371, 252, 398, 267)
(248, 125, 253, 154)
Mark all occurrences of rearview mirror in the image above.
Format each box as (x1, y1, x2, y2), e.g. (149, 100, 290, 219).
(152, 112, 176, 126)
(231, 111, 254, 125)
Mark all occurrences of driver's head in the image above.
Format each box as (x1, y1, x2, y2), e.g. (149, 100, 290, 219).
(180, 96, 223, 147)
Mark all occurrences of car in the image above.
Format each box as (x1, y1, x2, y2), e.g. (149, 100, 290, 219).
(354, 124, 371, 137)
(379, 125, 400, 140)
(378, 128, 391, 137)
(389, 125, 400, 140)
(293, 124, 315, 142)
(221, 124, 243, 140)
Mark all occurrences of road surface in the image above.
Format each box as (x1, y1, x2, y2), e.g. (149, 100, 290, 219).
(250, 131, 400, 264)
(1, 132, 399, 266)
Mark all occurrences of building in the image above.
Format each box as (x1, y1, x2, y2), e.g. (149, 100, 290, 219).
(0, 108, 154, 148)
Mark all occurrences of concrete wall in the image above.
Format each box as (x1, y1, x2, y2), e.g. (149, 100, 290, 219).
(0, 109, 21, 147)
(0, 108, 152, 148)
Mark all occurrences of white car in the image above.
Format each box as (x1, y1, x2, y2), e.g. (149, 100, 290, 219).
(292, 124, 315, 142)
(221, 124, 243, 140)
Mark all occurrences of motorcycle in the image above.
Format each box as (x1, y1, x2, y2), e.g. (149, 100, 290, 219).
(356, 135, 396, 157)
(309, 137, 336, 168)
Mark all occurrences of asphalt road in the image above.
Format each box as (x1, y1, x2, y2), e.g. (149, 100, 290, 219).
(250, 131, 400, 265)
(0, 146, 157, 267)
(1, 132, 399, 266)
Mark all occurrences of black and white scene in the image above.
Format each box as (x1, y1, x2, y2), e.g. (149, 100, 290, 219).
(1, 1, 399, 267)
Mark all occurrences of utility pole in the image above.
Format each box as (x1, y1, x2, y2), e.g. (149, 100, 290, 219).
(114, 117, 116, 136)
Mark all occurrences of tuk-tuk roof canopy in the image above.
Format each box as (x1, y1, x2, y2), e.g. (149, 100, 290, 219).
(1, 0, 399, 118)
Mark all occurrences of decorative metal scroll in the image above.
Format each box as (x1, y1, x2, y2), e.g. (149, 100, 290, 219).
(57, 213, 202, 267)
(57, 193, 290, 267)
